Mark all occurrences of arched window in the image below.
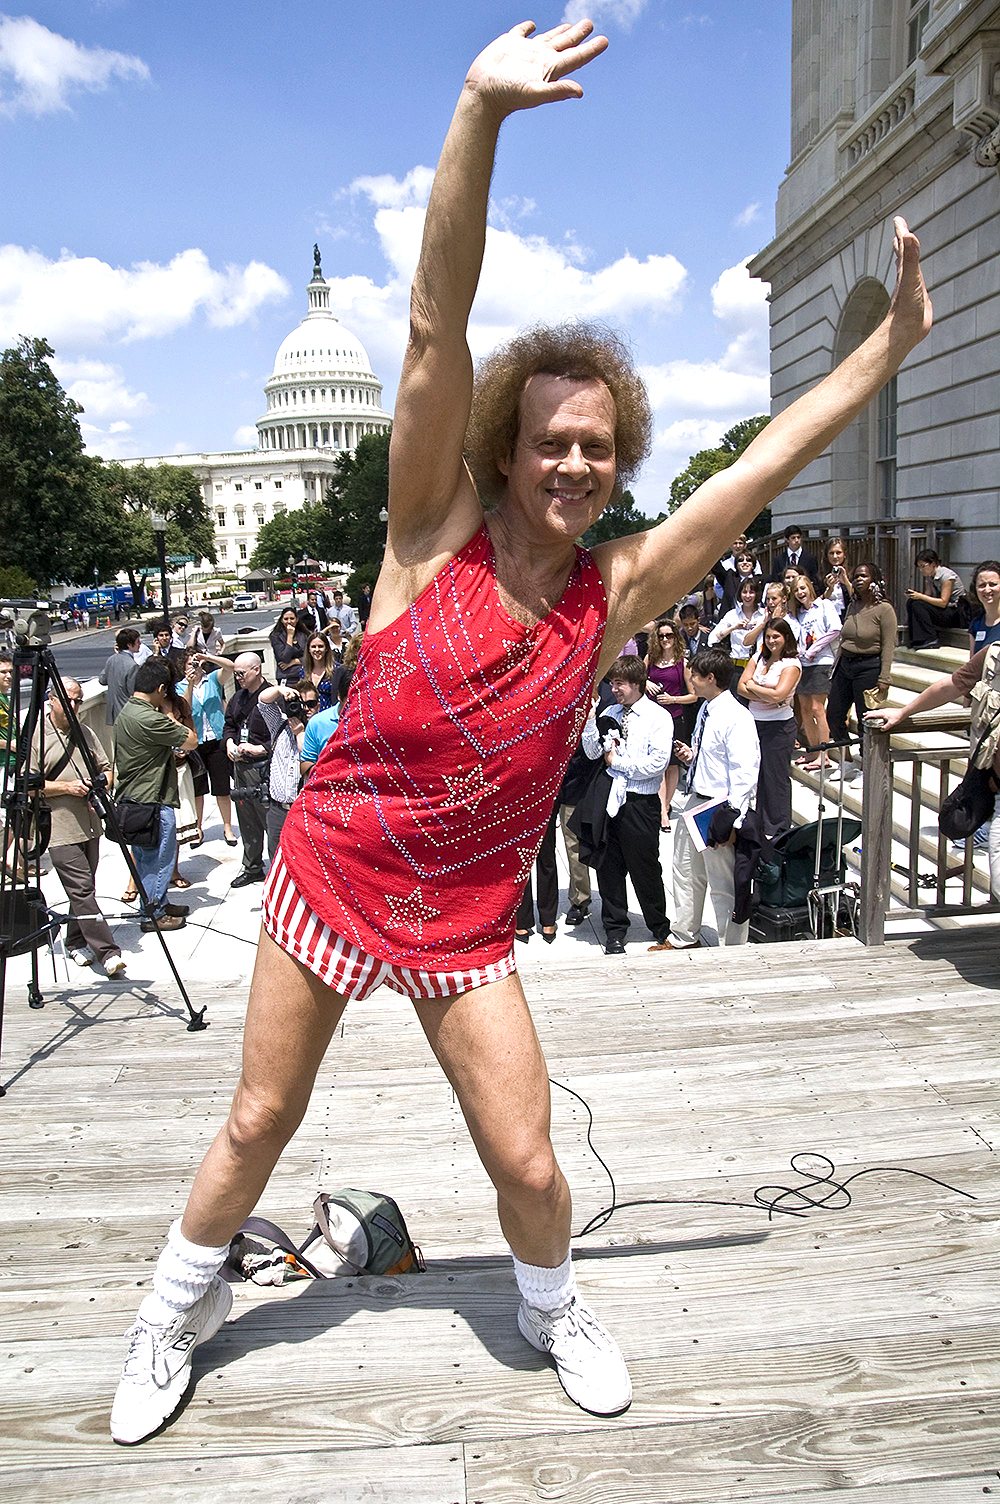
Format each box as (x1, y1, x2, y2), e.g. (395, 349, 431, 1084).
(832, 278, 893, 519)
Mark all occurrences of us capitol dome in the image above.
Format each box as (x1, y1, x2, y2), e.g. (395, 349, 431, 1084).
(124, 246, 391, 579)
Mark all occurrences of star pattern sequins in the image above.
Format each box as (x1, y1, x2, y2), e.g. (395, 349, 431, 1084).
(513, 846, 537, 885)
(566, 703, 588, 748)
(385, 885, 441, 941)
(500, 637, 535, 676)
(326, 777, 365, 825)
(442, 764, 490, 814)
(374, 644, 418, 698)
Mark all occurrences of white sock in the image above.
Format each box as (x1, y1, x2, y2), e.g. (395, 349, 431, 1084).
(512, 1250, 576, 1311)
(143, 1219, 230, 1324)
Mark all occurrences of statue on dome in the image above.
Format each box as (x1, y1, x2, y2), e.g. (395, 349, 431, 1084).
(312, 243, 322, 277)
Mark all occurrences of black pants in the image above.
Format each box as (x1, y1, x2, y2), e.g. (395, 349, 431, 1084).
(907, 597, 959, 647)
(754, 718, 797, 839)
(265, 802, 291, 867)
(516, 804, 559, 930)
(827, 651, 882, 747)
(232, 773, 267, 872)
(596, 792, 669, 943)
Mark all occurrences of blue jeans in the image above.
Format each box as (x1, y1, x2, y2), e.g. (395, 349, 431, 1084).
(131, 806, 177, 916)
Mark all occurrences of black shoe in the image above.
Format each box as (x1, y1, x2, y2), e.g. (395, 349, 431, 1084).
(515, 928, 532, 944)
(230, 868, 265, 889)
(164, 902, 189, 918)
(565, 904, 590, 927)
(541, 928, 557, 945)
(605, 937, 626, 955)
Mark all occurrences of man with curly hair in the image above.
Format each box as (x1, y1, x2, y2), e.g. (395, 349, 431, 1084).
(112, 18, 932, 1444)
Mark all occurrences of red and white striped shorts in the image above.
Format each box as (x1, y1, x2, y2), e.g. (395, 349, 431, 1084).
(261, 851, 516, 1002)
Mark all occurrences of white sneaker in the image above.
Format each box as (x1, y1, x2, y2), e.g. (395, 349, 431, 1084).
(517, 1295, 632, 1416)
(68, 946, 96, 967)
(110, 1276, 233, 1444)
(103, 954, 127, 979)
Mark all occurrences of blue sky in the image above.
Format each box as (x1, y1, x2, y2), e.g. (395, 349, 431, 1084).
(0, 0, 791, 513)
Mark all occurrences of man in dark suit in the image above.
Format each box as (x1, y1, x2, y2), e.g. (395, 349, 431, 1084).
(769, 524, 820, 587)
(302, 590, 329, 632)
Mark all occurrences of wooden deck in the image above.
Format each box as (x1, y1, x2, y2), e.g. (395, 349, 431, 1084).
(1, 932, 999, 1502)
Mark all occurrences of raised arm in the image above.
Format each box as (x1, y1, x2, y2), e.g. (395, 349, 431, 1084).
(597, 218, 932, 634)
(381, 21, 607, 588)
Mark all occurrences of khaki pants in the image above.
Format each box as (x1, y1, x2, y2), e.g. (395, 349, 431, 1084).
(670, 791, 748, 949)
(50, 838, 119, 962)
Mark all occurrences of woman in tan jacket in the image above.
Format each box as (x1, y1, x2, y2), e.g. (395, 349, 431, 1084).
(827, 562, 897, 780)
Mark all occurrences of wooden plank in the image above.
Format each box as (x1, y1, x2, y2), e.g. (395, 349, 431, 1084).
(0, 1445, 467, 1503)
(464, 1396, 1000, 1503)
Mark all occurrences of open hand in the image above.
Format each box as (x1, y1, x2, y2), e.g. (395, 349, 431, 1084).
(465, 19, 608, 118)
(888, 216, 933, 350)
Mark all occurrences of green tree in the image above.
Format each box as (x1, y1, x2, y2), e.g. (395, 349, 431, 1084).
(0, 336, 124, 587)
(668, 415, 772, 536)
(96, 461, 217, 606)
(0, 564, 38, 598)
(318, 429, 391, 576)
(581, 489, 648, 548)
(249, 507, 321, 574)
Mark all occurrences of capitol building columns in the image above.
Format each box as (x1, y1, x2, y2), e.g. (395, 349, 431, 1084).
(117, 246, 392, 579)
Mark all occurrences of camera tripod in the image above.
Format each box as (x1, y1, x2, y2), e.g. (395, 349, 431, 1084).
(0, 632, 207, 1098)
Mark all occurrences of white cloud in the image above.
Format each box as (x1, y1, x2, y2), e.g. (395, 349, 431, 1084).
(78, 420, 140, 459)
(349, 165, 434, 210)
(0, 245, 290, 348)
(562, 0, 647, 27)
(233, 424, 258, 446)
(326, 175, 686, 384)
(52, 356, 150, 418)
(108, 420, 131, 433)
(0, 14, 148, 117)
(734, 200, 761, 228)
(631, 259, 771, 510)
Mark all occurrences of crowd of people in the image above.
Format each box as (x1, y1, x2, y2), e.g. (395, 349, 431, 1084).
(9, 528, 995, 984)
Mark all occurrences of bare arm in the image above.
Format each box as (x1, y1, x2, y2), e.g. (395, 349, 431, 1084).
(870, 675, 958, 732)
(594, 218, 932, 633)
(372, 21, 608, 627)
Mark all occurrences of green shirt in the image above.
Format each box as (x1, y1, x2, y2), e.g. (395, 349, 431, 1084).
(113, 696, 187, 806)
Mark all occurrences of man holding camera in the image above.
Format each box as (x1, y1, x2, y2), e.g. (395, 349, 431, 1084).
(30, 678, 127, 978)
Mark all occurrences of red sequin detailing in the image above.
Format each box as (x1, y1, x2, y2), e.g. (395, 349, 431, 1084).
(278, 524, 607, 969)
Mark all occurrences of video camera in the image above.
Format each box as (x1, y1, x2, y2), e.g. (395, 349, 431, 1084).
(0, 599, 52, 645)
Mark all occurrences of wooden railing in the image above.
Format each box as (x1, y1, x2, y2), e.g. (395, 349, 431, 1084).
(748, 517, 954, 609)
(858, 715, 997, 945)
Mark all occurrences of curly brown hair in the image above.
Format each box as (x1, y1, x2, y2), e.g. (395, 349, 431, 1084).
(465, 321, 652, 505)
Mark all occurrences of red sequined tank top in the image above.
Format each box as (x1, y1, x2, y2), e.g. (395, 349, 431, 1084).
(279, 524, 607, 969)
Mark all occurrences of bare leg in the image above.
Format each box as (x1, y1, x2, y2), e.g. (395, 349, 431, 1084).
(414, 971, 571, 1265)
(660, 764, 679, 825)
(181, 928, 348, 1246)
(216, 793, 234, 839)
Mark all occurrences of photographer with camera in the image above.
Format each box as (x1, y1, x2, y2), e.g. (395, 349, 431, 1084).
(254, 682, 314, 859)
(29, 677, 127, 978)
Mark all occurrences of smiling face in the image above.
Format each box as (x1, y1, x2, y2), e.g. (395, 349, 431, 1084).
(764, 626, 787, 658)
(975, 568, 1000, 610)
(609, 675, 643, 707)
(794, 576, 814, 607)
(0, 658, 11, 696)
(739, 580, 759, 612)
(308, 635, 327, 663)
(499, 375, 617, 540)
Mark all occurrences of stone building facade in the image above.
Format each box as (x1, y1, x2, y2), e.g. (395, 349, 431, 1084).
(126, 249, 391, 576)
(750, 0, 1000, 575)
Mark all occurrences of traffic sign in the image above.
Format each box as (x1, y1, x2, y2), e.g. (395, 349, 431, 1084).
(167, 554, 196, 564)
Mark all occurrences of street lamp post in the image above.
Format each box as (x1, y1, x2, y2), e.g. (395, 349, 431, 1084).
(150, 511, 170, 624)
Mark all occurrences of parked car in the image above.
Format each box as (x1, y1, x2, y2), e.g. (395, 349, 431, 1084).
(232, 592, 257, 611)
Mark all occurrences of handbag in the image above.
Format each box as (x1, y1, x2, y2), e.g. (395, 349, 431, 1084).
(114, 758, 173, 849)
(939, 703, 1000, 841)
(229, 1189, 425, 1285)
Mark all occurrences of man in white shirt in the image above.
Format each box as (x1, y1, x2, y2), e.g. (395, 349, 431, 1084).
(329, 589, 359, 637)
(656, 648, 760, 951)
(581, 655, 673, 955)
